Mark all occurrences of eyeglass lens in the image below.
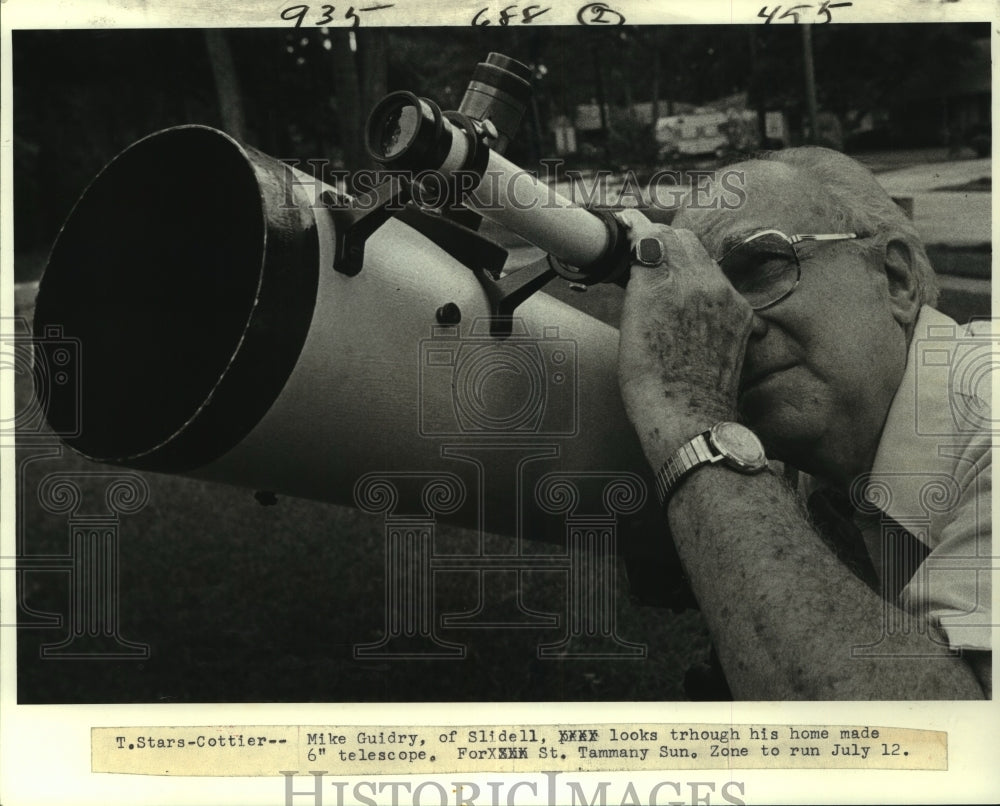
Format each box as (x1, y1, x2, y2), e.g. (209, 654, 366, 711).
(718, 232, 799, 309)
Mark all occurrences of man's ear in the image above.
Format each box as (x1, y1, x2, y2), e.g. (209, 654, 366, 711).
(882, 238, 921, 326)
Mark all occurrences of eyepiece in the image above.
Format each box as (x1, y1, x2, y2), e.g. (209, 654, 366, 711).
(458, 53, 532, 153)
(365, 91, 449, 170)
(378, 104, 419, 158)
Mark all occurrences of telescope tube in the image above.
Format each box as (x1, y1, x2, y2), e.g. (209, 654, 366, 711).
(469, 149, 611, 269)
(33, 126, 674, 589)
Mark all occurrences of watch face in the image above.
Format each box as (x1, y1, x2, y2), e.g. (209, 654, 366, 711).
(710, 422, 767, 471)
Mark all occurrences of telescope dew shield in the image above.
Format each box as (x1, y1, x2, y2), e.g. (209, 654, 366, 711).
(34, 125, 320, 471)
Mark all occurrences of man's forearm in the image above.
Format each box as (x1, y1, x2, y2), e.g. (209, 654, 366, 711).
(666, 464, 986, 700)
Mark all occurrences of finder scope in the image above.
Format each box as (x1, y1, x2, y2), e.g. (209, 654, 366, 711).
(364, 62, 632, 286)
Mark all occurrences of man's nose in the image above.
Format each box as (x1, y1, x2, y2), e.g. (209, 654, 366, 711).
(749, 311, 769, 339)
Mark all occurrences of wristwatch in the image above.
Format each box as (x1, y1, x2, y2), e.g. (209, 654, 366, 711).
(654, 422, 767, 509)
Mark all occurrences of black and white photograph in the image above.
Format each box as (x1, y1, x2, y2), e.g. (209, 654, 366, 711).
(1, 1, 997, 804)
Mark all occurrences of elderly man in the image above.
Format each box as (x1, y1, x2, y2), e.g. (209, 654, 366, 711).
(616, 147, 992, 699)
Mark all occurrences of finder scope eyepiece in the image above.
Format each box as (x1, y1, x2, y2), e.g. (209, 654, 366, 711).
(365, 92, 491, 184)
(365, 50, 533, 170)
(366, 92, 449, 171)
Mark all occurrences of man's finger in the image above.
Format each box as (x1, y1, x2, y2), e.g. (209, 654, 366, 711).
(649, 225, 689, 270)
(624, 263, 671, 295)
(669, 227, 718, 270)
(615, 207, 653, 233)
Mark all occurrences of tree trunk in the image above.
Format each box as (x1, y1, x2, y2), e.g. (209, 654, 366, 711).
(203, 30, 246, 141)
(592, 49, 610, 161)
(330, 30, 389, 172)
(801, 24, 819, 145)
(358, 29, 388, 120)
(330, 32, 362, 170)
(651, 45, 661, 124)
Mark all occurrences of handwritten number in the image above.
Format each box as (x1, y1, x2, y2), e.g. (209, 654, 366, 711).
(759, 2, 852, 23)
(522, 4, 550, 21)
(472, 4, 550, 25)
(816, 1, 852, 22)
(281, 4, 310, 26)
(757, 6, 779, 23)
(576, 2, 626, 25)
(780, 4, 810, 23)
(499, 4, 518, 24)
(282, 2, 393, 26)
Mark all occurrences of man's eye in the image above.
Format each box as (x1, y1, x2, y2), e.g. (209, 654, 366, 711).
(732, 259, 790, 293)
(722, 250, 792, 290)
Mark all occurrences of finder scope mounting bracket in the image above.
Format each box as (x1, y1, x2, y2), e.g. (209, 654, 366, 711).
(324, 176, 412, 277)
(325, 172, 630, 337)
(325, 174, 563, 339)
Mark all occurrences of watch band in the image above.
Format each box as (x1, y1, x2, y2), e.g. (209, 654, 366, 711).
(653, 431, 715, 508)
(653, 423, 767, 510)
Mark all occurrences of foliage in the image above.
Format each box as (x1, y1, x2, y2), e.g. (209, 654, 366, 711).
(606, 108, 660, 172)
(12, 24, 991, 257)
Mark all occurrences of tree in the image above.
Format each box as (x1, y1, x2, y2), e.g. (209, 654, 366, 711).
(204, 30, 247, 142)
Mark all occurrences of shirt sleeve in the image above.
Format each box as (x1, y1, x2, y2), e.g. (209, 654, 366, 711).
(899, 435, 992, 652)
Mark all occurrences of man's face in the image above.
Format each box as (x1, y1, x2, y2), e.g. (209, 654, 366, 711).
(674, 160, 909, 482)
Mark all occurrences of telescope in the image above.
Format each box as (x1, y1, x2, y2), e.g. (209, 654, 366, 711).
(32, 53, 686, 608)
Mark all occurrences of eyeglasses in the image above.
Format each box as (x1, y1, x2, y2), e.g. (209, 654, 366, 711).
(717, 230, 858, 310)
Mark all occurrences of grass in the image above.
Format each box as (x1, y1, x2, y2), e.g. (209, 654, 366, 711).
(13, 291, 710, 704)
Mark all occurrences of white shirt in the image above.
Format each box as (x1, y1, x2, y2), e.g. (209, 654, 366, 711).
(859, 306, 992, 652)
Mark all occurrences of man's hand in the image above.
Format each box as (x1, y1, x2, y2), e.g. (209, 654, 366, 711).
(615, 208, 755, 466)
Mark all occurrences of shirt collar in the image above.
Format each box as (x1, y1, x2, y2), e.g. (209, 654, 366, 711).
(863, 305, 972, 533)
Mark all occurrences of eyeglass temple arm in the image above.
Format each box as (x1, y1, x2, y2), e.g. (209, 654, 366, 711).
(788, 233, 858, 245)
